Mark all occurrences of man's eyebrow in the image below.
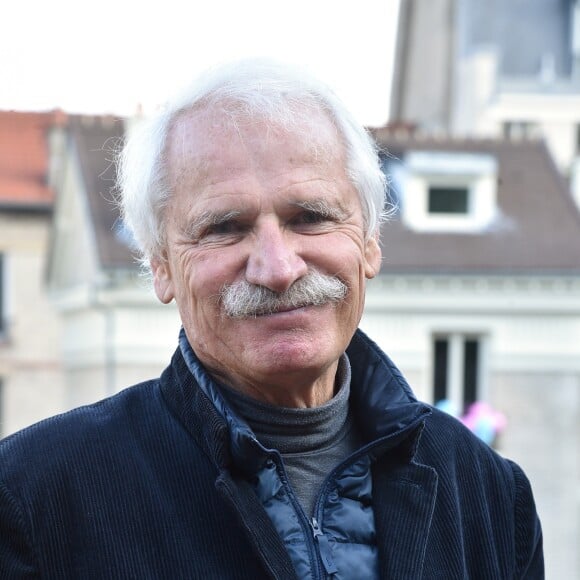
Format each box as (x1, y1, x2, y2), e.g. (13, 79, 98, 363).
(183, 209, 242, 237)
(291, 199, 349, 220)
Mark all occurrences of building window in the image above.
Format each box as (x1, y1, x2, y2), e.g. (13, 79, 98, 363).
(433, 338, 449, 404)
(503, 121, 540, 140)
(428, 186, 469, 214)
(401, 152, 498, 233)
(432, 334, 483, 412)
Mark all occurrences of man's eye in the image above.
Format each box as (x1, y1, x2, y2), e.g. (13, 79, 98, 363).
(207, 221, 245, 236)
(295, 211, 328, 225)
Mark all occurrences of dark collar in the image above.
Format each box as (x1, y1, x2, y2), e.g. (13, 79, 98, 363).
(159, 328, 431, 472)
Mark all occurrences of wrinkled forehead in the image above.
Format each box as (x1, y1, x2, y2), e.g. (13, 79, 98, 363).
(165, 100, 346, 183)
(175, 94, 340, 135)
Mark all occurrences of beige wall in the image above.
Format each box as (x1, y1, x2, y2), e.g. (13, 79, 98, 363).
(0, 212, 65, 436)
(53, 291, 181, 409)
(492, 372, 580, 579)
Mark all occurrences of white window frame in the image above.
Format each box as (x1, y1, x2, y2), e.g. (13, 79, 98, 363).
(431, 332, 489, 412)
(400, 152, 499, 233)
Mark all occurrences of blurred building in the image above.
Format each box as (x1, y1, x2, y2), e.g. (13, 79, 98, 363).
(0, 113, 180, 437)
(0, 111, 66, 435)
(391, 0, 580, 177)
(45, 115, 180, 410)
(362, 128, 580, 575)
(44, 114, 565, 576)
(2, 20, 579, 569)
(387, 1, 580, 575)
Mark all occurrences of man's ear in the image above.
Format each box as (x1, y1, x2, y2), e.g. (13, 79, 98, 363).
(151, 256, 175, 304)
(364, 233, 382, 279)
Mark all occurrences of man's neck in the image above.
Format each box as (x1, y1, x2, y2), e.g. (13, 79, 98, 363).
(205, 360, 340, 409)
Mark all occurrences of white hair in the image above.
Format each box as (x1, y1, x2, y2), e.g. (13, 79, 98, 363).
(118, 59, 387, 265)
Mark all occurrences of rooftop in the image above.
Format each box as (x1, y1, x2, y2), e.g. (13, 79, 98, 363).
(0, 110, 65, 210)
(67, 115, 132, 269)
(372, 128, 580, 275)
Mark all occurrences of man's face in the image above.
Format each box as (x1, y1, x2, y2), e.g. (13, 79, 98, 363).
(152, 107, 381, 406)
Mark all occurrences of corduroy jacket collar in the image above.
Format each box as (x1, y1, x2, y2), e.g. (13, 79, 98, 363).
(160, 328, 431, 473)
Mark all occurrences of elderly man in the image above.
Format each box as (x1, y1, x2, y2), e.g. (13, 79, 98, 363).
(1, 61, 543, 579)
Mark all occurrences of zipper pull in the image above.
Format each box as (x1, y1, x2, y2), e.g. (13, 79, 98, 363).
(311, 518, 338, 575)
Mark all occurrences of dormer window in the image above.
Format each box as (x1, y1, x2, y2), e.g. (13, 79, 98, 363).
(398, 151, 499, 233)
(428, 186, 469, 214)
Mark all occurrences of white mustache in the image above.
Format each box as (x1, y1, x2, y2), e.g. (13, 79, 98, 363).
(220, 270, 348, 318)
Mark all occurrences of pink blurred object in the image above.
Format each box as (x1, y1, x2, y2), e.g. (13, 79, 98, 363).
(460, 402, 508, 445)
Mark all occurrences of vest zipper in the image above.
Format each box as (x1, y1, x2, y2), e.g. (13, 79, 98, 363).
(266, 453, 327, 579)
(309, 426, 425, 579)
(311, 517, 338, 576)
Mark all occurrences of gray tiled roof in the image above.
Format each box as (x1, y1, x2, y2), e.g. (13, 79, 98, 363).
(69, 116, 137, 270)
(373, 129, 580, 274)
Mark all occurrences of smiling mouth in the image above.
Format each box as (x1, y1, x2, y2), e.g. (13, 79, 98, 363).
(251, 302, 318, 318)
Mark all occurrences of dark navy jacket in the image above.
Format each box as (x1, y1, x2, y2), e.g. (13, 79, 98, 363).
(0, 331, 543, 579)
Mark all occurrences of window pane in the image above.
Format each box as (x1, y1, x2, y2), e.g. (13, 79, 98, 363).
(428, 187, 468, 214)
(433, 338, 448, 404)
(503, 121, 538, 140)
(463, 339, 479, 409)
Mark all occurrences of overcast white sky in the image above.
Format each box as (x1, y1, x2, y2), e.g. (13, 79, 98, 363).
(0, 0, 399, 126)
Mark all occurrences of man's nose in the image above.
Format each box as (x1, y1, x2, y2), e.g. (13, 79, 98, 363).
(245, 221, 308, 293)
